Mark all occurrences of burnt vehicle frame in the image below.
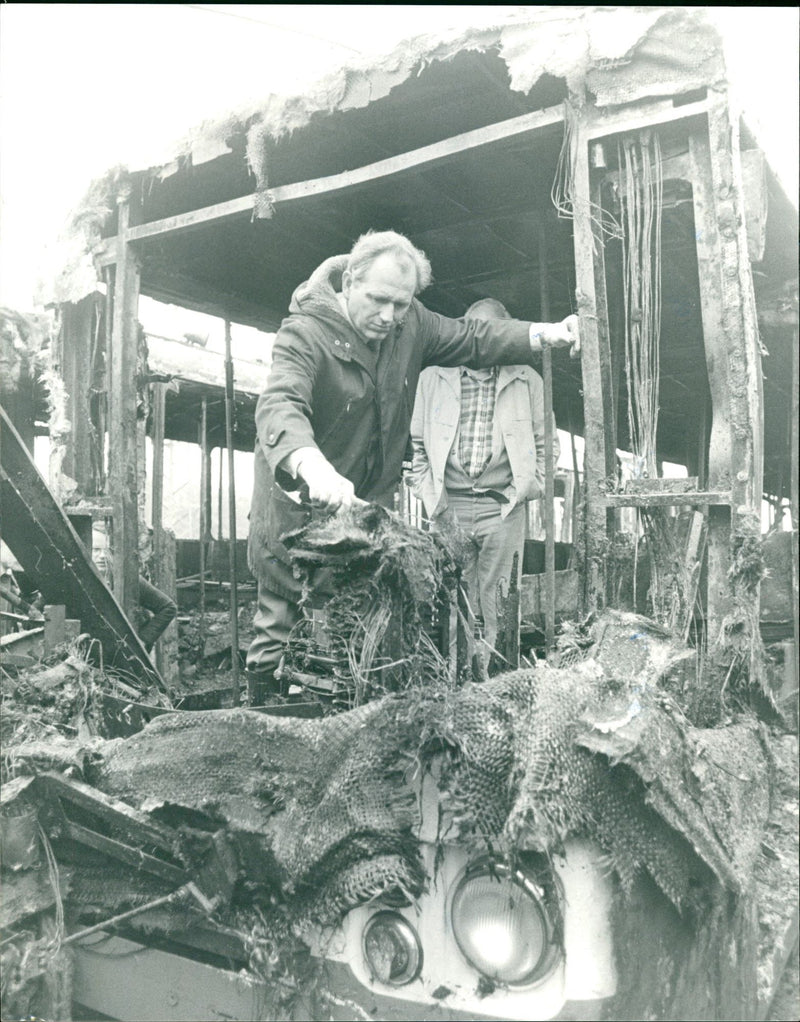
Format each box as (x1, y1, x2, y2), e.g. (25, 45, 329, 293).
(2, 8, 797, 1022)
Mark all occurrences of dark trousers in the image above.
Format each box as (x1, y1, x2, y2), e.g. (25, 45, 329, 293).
(246, 552, 301, 673)
(439, 495, 525, 652)
(246, 582, 301, 673)
(137, 576, 177, 652)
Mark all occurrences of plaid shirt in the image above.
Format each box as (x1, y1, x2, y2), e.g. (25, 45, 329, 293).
(458, 367, 498, 477)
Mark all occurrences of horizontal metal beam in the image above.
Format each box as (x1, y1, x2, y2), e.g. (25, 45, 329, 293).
(587, 95, 709, 140)
(63, 821, 187, 887)
(41, 772, 181, 852)
(126, 195, 253, 243)
(602, 490, 731, 508)
(95, 94, 710, 257)
(120, 104, 566, 245)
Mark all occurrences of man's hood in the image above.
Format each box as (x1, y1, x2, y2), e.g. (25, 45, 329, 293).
(288, 254, 352, 333)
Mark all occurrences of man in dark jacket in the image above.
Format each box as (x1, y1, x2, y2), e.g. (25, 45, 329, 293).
(246, 230, 579, 702)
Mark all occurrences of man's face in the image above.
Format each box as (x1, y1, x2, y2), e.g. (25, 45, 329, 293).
(342, 253, 416, 343)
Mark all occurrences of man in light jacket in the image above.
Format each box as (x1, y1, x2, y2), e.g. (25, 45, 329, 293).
(407, 297, 555, 660)
(247, 232, 578, 703)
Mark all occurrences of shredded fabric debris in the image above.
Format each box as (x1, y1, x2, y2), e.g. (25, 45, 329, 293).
(1, 612, 785, 1020)
(281, 504, 457, 702)
(45, 609, 766, 947)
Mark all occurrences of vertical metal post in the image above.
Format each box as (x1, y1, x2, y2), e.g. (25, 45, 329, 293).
(791, 324, 799, 693)
(198, 396, 208, 655)
(569, 420, 581, 550)
(687, 90, 765, 697)
(217, 447, 224, 540)
(560, 470, 574, 543)
(96, 269, 113, 496)
(224, 320, 241, 705)
(689, 130, 732, 646)
(151, 382, 166, 673)
(571, 116, 613, 615)
(456, 574, 475, 682)
(538, 224, 556, 656)
(501, 553, 521, 670)
(438, 579, 451, 663)
(108, 187, 140, 618)
(203, 425, 213, 539)
(59, 298, 95, 494)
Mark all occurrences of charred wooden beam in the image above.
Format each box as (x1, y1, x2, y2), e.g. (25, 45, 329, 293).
(91, 96, 709, 257)
(150, 378, 166, 621)
(108, 188, 141, 617)
(688, 91, 764, 652)
(603, 490, 732, 508)
(61, 821, 187, 888)
(0, 404, 166, 693)
(586, 95, 709, 140)
(150, 381, 179, 683)
(37, 771, 183, 861)
(705, 92, 764, 516)
(689, 130, 734, 645)
(120, 105, 566, 244)
(58, 297, 98, 495)
(571, 114, 615, 615)
(538, 224, 556, 655)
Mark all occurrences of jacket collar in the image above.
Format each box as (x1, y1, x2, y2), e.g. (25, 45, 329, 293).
(433, 364, 527, 391)
(290, 254, 384, 376)
(497, 365, 528, 389)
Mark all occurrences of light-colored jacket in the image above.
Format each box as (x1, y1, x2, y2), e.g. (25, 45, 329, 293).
(408, 364, 547, 519)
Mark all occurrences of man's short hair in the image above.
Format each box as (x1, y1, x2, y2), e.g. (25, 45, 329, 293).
(347, 230, 432, 294)
(465, 297, 511, 320)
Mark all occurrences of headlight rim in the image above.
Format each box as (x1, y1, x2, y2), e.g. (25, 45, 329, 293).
(361, 908, 423, 988)
(449, 854, 562, 989)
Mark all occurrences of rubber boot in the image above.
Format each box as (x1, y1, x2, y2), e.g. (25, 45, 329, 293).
(245, 666, 281, 707)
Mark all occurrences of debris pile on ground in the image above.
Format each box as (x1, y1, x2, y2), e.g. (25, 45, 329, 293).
(1, 494, 794, 1019)
(755, 732, 800, 1014)
(281, 504, 457, 701)
(177, 602, 257, 673)
(3, 613, 782, 948)
(0, 639, 170, 752)
(2, 654, 96, 747)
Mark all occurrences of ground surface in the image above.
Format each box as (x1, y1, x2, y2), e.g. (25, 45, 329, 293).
(757, 731, 800, 1021)
(767, 938, 800, 1021)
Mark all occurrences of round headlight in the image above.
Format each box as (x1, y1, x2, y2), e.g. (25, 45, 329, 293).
(450, 860, 560, 987)
(362, 910, 422, 987)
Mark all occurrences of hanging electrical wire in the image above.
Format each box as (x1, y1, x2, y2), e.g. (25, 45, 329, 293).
(550, 101, 578, 221)
(619, 129, 663, 478)
(551, 100, 622, 240)
(617, 132, 705, 640)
